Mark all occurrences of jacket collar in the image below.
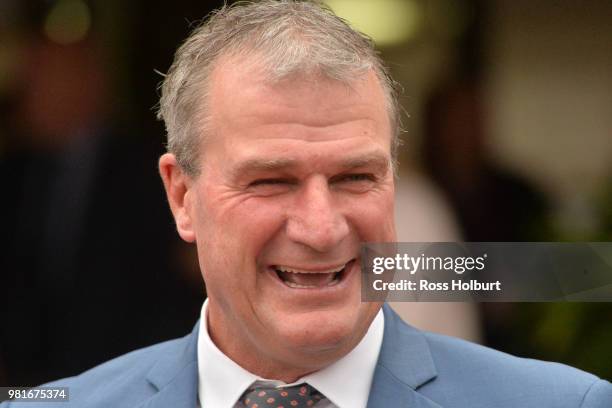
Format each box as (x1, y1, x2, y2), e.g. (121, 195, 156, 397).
(139, 322, 200, 408)
(366, 304, 441, 408)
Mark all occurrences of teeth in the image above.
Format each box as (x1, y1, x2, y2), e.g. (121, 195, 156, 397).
(283, 278, 341, 289)
(276, 264, 346, 274)
(274, 263, 348, 289)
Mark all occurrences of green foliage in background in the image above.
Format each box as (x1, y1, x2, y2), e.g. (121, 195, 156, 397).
(494, 187, 612, 381)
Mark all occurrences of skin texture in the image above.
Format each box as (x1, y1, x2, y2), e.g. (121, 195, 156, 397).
(159, 57, 396, 382)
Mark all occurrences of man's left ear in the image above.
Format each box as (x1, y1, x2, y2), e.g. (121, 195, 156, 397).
(159, 153, 196, 243)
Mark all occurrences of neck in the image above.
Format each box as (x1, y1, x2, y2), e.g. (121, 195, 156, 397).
(206, 304, 337, 383)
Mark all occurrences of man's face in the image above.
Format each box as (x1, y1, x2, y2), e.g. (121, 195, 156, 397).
(162, 58, 396, 380)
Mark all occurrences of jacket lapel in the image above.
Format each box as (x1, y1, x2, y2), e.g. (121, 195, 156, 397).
(367, 304, 443, 408)
(138, 322, 200, 408)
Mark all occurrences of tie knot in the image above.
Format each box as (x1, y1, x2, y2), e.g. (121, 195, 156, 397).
(239, 383, 324, 408)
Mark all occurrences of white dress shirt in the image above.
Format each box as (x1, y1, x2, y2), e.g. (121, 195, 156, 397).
(197, 299, 384, 408)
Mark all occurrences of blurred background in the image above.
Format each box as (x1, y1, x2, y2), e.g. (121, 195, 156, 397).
(1, 0, 611, 387)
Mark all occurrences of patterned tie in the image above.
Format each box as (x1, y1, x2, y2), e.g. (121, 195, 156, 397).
(239, 383, 324, 408)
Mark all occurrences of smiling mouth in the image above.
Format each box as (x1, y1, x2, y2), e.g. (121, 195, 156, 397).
(273, 260, 354, 289)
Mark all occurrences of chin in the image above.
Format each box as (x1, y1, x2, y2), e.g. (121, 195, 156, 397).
(274, 308, 368, 355)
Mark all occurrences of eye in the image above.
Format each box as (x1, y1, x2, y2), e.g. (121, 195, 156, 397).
(329, 173, 377, 193)
(249, 179, 287, 187)
(248, 178, 291, 187)
(335, 173, 376, 183)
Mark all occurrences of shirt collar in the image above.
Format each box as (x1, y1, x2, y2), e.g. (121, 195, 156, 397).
(197, 299, 385, 408)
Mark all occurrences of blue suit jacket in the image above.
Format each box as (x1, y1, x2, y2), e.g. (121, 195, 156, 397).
(3, 304, 611, 407)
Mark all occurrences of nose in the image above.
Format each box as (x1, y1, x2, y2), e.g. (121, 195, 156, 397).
(286, 176, 350, 253)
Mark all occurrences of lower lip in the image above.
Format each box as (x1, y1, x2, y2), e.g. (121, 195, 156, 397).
(267, 260, 357, 293)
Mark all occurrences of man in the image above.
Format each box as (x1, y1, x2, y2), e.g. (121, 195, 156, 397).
(3, 1, 611, 407)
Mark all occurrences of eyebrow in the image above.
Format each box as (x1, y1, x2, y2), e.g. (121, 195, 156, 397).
(232, 158, 299, 177)
(340, 152, 391, 172)
(231, 152, 391, 177)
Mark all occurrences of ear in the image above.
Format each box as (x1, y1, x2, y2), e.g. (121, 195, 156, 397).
(159, 153, 196, 243)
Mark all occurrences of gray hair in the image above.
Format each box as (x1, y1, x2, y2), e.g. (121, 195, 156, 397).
(157, 0, 401, 176)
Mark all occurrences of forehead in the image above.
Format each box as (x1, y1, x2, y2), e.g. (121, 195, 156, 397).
(199, 54, 392, 172)
(207, 54, 389, 132)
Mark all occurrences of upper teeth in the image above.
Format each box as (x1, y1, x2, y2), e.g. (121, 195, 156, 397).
(276, 264, 346, 274)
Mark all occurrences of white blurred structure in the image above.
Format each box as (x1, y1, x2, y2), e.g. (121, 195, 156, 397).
(390, 171, 482, 343)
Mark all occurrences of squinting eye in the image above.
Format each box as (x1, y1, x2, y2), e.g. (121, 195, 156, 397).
(248, 178, 292, 187)
(246, 178, 295, 196)
(337, 174, 375, 182)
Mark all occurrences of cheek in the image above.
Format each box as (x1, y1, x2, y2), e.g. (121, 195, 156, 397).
(195, 193, 288, 267)
(196, 196, 289, 313)
(347, 191, 396, 241)
(225, 197, 288, 241)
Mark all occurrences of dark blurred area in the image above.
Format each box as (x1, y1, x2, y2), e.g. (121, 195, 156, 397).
(1, 0, 611, 386)
(0, 0, 215, 386)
